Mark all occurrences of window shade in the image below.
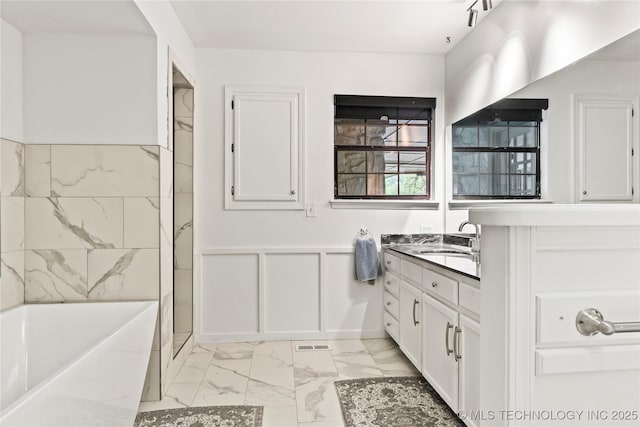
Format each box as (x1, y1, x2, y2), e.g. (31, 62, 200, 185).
(334, 95, 436, 120)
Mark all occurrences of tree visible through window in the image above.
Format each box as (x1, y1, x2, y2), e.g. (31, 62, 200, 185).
(452, 99, 548, 199)
(334, 95, 435, 199)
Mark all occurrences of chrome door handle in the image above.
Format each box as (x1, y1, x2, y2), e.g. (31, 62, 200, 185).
(445, 322, 453, 356)
(453, 327, 462, 361)
(576, 308, 640, 336)
(412, 299, 419, 326)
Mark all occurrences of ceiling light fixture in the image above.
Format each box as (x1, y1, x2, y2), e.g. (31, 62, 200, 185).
(482, 0, 493, 11)
(467, 1, 478, 27)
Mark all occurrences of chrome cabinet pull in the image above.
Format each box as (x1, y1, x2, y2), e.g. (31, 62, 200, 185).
(386, 280, 391, 285)
(412, 299, 420, 326)
(576, 308, 640, 336)
(386, 301, 392, 306)
(445, 322, 453, 356)
(453, 327, 462, 361)
(386, 322, 392, 327)
(432, 281, 438, 288)
(386, 260, 391, 265)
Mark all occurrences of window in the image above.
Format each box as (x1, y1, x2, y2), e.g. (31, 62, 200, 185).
(452, 98, 548, 199)
(334, 95, 436, 199)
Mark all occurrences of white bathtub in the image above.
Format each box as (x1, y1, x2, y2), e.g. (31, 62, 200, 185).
(0, 301, 158, 427)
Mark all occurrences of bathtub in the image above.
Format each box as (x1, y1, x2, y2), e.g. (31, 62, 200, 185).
(0, 301, 158, 427)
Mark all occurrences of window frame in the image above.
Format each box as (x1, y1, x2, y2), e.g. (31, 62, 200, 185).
(451, 99, 548, 200)
(333, 95, 435, 200)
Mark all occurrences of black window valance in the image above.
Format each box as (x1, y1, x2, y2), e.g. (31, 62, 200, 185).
(334, 95, 436, 120)
(455, 98, 549, 125)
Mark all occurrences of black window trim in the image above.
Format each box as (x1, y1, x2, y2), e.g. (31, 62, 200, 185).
(333, 95, 436, 200)
(452, 98, 547, 200)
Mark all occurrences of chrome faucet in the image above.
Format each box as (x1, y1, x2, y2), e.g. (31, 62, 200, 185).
(458, 220, 480, 252)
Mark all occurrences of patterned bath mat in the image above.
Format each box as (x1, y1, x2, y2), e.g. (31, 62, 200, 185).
(134, 405, 263, 427)
(334, 376, 464, 427)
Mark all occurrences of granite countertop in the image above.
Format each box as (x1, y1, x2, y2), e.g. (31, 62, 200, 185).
(381, 233, 481, 280)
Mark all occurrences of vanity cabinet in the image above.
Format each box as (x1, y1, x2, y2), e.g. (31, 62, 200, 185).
(400, 280, 422, 370)
(382, 248, 481, 427)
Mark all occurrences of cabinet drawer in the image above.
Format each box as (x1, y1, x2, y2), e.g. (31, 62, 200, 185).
(383, 272, 400, 297)
(383, 252, 400, 273)
(401, 259, 422, 285)
(423, 268, 458, 305)
(384, 291, 400, 319)
(459, 281, 480, 317)
(384, 311, 400, 341)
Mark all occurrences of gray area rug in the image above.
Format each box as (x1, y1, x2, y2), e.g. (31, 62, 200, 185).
(134, 405, 263, 427)
(335, 376, 464, 427)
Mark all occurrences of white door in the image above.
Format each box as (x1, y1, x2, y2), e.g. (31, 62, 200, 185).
(422, 293, 459, 412)
(458, 314, 481, 427)
(399, 281, 422, 370)
(575, 95, 638, 202)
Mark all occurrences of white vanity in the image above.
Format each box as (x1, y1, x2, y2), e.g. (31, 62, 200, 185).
(382, 242, 481, 427)
(383, 204, 640, 427)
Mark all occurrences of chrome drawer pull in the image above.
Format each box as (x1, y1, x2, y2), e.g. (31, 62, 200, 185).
(576, 308, 640, 336)
(445, 322, 453, 356)
(453, 327, 462, 361)
(412, 299, 420, 326)
(386, 301, 392, 306)
(432, 281, 438, 288)
(386, 322, 392, 327)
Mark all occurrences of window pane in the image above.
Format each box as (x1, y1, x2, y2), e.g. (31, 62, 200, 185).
(399, 174, 427, 195)
(385, 174, 399, 195)
(367, 151, 397, 173)
(367, 174, 390, 195)
(453, 174, 479, 195)
(479, 152, 509, 174)
(452, 126, 478, 147)
(398, 125, 428, 146)
(509, 123, 537, 147)
(399, 152, 426, 173)
(453, 152, 478, 173)
(480, 122, 508, 147)
(396, 119, 429, 126)
(337, 151, 365, 173)
(335, 119, 365, 145)
(510, 175, 536, 196)
(510, 152, 536, 174)
(337, 174, 365, 196)
(366, 120, 396, 146)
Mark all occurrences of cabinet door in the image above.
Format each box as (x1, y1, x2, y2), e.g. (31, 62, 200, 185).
(224, 86, 305, 210)
(399, 281, 422, 370)
(575, 96, 637, 202)
(459, 314, 481, 427)
(422, 293, 459, 412)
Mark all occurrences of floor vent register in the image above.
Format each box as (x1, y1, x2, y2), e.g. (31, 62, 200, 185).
(295, 344, 332, 352)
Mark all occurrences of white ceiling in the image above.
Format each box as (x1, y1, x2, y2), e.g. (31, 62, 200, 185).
(170, 0, 500, 54)
(0, 0, 153, 35)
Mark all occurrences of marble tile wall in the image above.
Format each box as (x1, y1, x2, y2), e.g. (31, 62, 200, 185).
(173, 87, 193, 338)
(23, 145, 161, 303)
(1, 138, 25, 311)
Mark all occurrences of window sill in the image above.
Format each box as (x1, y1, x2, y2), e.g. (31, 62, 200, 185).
(448, 199, 553, 210)
(330, 199, 439, 210)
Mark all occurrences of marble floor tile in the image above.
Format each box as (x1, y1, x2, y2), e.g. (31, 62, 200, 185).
(139, 338, 419, 426)
(333, 353, 384, 379)
(328, 339, 368, 356)
(262, 405, 299, 427)
(250, 341, 294, 391)
(245, 378, 296, 406)
(294, 376, 342, 424)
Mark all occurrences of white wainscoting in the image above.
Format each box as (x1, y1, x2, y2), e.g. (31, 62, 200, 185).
(196, 247, 385, 342)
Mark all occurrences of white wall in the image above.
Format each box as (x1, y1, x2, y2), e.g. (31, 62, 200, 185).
(445, 0, 640, 125)
(22, 33, 156, 145)
(133, 0, 196, 149)
(514, 59, 640, 203)
(195, 48, 445, 340)
(0, 19, 23, 142)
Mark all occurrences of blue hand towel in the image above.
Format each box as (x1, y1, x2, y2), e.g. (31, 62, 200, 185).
(355, 237, 379, 282)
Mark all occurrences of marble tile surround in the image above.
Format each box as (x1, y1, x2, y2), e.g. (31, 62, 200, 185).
(138, 339, 420, 426)
(1, 138, 26, 311)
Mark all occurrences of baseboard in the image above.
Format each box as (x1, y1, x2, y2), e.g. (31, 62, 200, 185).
(196, 329, 388, 343)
